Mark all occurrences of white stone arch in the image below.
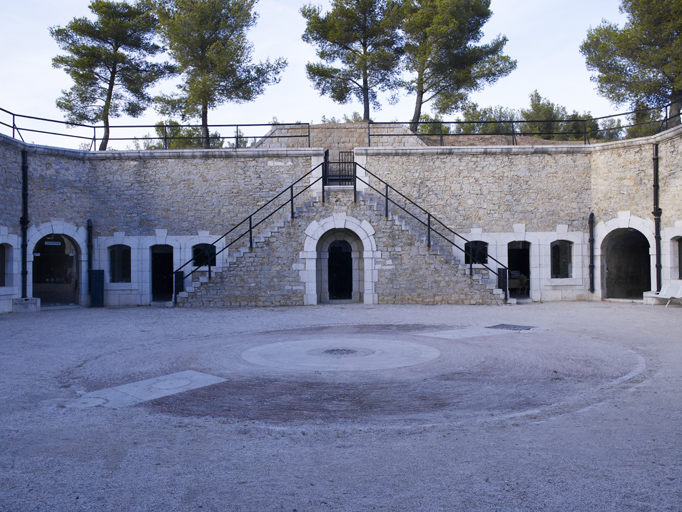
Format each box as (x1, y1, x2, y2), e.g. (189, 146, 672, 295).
(27, 220, 88, 305)
(300, 213, 379, 305)
(662, 222, 682, 283)
(595, 211, 656, 299)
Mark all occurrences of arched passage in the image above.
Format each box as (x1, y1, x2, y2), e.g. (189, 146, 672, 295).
(301, 215, 378, 305)
(317, 230, 363, 303)
(602, 228, 651, 299)
(33, 234, 80, 306)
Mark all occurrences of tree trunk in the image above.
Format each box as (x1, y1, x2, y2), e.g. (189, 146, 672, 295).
(99, 64, 117, 151)
(410, 88, 424, 133)
(201, 100, 209, 149)
(669, 89, 681, 127)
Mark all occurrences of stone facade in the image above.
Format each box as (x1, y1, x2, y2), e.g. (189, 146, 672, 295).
(1, 122, 681, 312)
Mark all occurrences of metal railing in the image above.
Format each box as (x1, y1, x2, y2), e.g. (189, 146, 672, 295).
(2, 103, 678, 151)
(0, 107, 310, 150)
(173, 156, 509, 302)
(353, 163, 509, 299)
(368, 103, 679, 146)
(173, 163, 325, 302)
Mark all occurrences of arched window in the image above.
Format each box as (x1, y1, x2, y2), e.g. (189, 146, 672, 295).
(551, 240, 572, 279)
(192, 244, 216, 267)
(464, 241, 488, 265)
(109, 245, 131, 283)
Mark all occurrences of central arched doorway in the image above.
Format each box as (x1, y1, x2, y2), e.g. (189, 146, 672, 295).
(328, 240, 352, 299)
(316, 229, 364, 303)
(33, 234, 80, 306)
(507, 241, 531, 298)
(602, 228, 651, 299)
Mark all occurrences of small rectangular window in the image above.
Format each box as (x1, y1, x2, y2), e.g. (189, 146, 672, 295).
(464, 241, 488, 265)
(109, 245, 131, 283)
(193, 244, 216, 267)
(0, 245, 6, 287)
(551, 241, 572, 278)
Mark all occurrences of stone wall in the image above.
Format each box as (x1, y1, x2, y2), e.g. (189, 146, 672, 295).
(0, 135, 322, 237)
(255, 122, 426, 158)
(0, 137, 23, 232)
(178, 189, 504, 307)
(357, 146, 594, 233)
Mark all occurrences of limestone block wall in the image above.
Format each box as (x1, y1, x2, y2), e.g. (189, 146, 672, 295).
(178, 189, 503, 307)
(255, 122, 426, 158)
(357, 146, 593, 233)
(0, 138, 22, 230)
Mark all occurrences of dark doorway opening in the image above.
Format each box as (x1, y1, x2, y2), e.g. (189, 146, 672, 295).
(328, 240, 352, 300)
(152, 245, 173, 302)
(603, 228, 651, 299)
(33, 234, 79, 306)
(508, 241, 530, 298)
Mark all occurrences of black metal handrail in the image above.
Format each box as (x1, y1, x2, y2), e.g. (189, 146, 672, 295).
(0, 107, 311, 150)
(354, 163, 509, 299)
(173, 163, 324, 302)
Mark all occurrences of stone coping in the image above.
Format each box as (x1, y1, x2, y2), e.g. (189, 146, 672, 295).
(0, 133, 325, 160)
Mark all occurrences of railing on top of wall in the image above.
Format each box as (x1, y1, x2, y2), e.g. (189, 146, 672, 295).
(0, 107, 311, 151)
(2, 102, 678, 151)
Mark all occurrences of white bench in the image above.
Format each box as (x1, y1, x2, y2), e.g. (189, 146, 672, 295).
(648, 283, 682, 307)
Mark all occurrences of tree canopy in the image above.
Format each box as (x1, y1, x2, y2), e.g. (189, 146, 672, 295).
(580, 0, 682, 126)
(401, 0, 516, 130)
(301, 0, 403, 121)
(50, 0, 170, 150)
(155, 0, 287, 148)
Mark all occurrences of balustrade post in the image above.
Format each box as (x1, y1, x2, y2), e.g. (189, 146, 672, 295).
(469, 243, 473, 275)
(427, 214, 431, 248)
(385, 184, 389, 218)
(353, 163, 357, 203)
(249, 216, 253, 250)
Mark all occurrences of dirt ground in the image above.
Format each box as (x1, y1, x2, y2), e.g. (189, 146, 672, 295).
(1, 301, 680, 511)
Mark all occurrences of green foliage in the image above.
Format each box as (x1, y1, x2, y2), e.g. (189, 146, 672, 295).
(301, 0, 403, 121)
(401, 0, 516, 129)
(142, 120, 225, 149)
(595, 117, 623, 140)
(320, 112, 368, 124)
(155, 0, 287, 148)
(580, 0, 682, 126)
(50, 0, 171, 150)
(518, 91, 597, 141)
(416, 114, 451, 135)
(625, 102, 665, 138)
(454, 102, 515, 134)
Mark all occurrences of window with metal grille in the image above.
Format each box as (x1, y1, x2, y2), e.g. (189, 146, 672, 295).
(109, 244, 131, 283)
(551, 240, 572, 278)
(464, 241, 488, 265)
(192, 244, 216, 267)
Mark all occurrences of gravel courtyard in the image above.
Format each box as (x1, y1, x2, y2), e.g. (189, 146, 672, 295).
(1, 302, 680, 511)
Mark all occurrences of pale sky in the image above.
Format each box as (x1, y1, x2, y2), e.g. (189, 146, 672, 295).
(0, 0, 628, 149)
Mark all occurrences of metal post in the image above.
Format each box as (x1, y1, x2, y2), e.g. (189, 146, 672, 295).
(87, 219, 93, 293)
(385, 184, 389, 218)
(92, 127, 97, 151)
(440, 123, 444, 146)
(12, 114, 16, 139)
(249, 216, 253, 250)
(653, 144, 662, 292)
(589, 213, 595, 293)
(511, 121, 517, 146)
(163, 125, 168, 150)
(353, 163, 357, 203)
(290, 185, 294, 218)
(307, 124, 311, 148)
(469, 243, 473, 275)
(367, 123, 371, 147)
(235, 126, 239, 148)
(427, 214, 431, 248)
(20, 150, 29, 298)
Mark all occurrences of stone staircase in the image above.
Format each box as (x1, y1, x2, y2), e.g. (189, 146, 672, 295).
(176, 188, 510, 307)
